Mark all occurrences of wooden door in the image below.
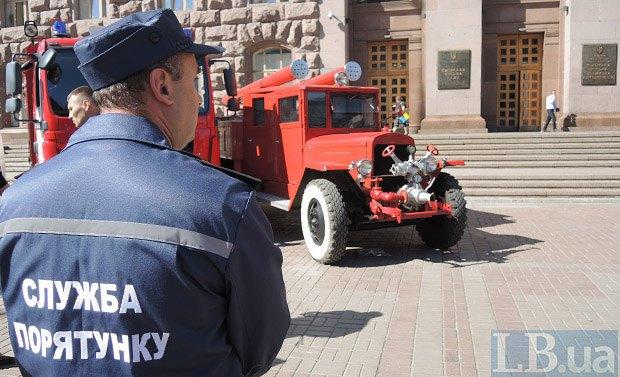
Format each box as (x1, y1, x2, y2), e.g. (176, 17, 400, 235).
(368, 40, 408, 122)
(496, 34, 543, 131)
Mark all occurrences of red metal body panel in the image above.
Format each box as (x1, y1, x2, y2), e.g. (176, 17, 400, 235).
(191, 58, 220, 165)
(303, 132, 413, 172)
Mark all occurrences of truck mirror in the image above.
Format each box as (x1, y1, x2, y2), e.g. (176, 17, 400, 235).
(38, 49, 56, 70)
(223, 68, 237, 97)
(227, 97, 239, 112)
(5, 97, 22, 115)
(5, 61, 23, 96)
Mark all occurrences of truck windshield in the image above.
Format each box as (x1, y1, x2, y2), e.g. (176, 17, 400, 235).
(46, 48, 89, 117)
(330, 93, 377, 129)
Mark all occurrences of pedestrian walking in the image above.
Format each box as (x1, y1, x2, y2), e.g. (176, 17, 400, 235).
(0, 9, 289, 376)
(542, 89, 559, 132)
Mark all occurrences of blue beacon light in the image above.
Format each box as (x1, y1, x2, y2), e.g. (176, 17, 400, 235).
(183, 28, 193, 40)
(52, 20, 69, 37)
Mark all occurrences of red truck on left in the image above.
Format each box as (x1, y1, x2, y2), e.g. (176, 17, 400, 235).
(4, 20, 235, 166)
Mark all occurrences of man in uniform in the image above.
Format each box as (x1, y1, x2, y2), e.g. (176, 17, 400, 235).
(67, 86, 100, 128)
(0, 9, 289, 376)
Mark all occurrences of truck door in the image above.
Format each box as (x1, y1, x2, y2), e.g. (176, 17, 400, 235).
(242, 96, 273, 180)
(274, 95, 300, 186)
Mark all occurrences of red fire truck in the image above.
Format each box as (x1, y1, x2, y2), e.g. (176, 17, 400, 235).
(4, 20, 230, 165)
(220, 60, 467, 264)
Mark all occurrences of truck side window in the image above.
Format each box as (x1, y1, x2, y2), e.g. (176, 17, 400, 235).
(308, 92, 326, 128)
(253, 98, 265, 126)
(279, 96, 299, 123)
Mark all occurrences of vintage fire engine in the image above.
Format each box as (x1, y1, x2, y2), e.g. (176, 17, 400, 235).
(4, 20, 233, 165)
(220, 60, 468, 264)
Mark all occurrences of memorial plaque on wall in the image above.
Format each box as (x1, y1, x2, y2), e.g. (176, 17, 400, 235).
(582, 44, 617, 86)
(438, 50, 471, 90)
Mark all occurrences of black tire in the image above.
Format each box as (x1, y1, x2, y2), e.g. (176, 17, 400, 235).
(300, 179, 348, 264)
(416, 172, 467, 250)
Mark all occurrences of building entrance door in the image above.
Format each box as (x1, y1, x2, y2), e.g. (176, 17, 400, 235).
(496, 34, 543, 131)
(367, 40, 408, 123)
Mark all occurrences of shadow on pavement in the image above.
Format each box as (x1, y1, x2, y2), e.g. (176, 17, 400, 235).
(264, 206, 543, 268)
(271, 310, 382, 366)
(285, 310, 382, 339)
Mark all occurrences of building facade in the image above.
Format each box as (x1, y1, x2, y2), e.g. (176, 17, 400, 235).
(0, 0, 618, 132)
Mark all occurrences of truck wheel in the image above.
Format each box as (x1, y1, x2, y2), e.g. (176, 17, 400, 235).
(416, 172, 467, 250)
(300, 179, 348, 264)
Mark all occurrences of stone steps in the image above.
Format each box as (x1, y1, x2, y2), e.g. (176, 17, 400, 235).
(414, 131, 620, 198)
(442, 154, 620, 161)
(461, 187, 620, 197)
(1, 129, 31, 180)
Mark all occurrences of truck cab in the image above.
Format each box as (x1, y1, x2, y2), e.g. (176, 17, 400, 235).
(221, 61, 468, 264)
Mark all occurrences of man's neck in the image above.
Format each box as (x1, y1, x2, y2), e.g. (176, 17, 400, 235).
(100, 108, 175, 147)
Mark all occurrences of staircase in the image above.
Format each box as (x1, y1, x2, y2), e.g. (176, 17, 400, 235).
(1, 128, 30, 181)
(412, 131, 620, 199)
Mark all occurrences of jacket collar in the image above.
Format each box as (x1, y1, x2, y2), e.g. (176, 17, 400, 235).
(65, 113, 172, 150)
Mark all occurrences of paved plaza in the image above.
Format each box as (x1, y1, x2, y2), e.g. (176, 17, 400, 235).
(0, 202, 618, 376)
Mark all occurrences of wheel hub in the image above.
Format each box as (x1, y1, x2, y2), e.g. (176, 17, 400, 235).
(307, 198, 325, 245)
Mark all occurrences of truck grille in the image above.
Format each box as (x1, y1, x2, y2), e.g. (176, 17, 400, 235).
(373, 144, 410, 176)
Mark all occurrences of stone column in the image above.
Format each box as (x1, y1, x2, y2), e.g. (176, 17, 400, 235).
(420, 0, 486, 133)
(318, 0, 348, 72)
(560, 0, 620, 130)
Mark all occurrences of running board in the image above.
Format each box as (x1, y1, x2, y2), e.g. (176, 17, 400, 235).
(256, 192, 291, 211)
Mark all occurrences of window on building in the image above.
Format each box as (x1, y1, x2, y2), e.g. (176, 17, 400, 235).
(252, 47, 292, 81)
(78, 0, 107, 19)
(158, 0, 194, 10)
(3, 0, 26, 27)
(279, 96, 299, 123)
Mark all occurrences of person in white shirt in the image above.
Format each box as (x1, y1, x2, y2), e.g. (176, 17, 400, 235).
(543, 89, 559, 132)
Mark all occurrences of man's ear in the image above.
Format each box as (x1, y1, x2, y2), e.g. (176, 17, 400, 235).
(149, 68, 174, 106)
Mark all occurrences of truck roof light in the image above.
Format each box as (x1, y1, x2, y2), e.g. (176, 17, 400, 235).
(183, 28, 193, 40)
(51, 20, 69, 37)
(344, 61, 362, 81)
(24, 21, 38, 38)
(334, 71, 349, 86)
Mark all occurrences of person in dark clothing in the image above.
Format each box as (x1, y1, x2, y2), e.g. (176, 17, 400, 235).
(0, 10, 289, 376)
(0, 171, 8, 195)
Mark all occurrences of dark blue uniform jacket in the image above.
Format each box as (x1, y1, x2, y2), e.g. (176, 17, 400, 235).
(0, 114, 290, 376)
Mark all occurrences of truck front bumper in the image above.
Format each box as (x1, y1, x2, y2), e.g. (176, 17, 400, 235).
(368, 190, 452, 223)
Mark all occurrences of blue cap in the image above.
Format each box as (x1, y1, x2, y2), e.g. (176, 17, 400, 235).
(75, 9, 224, 91)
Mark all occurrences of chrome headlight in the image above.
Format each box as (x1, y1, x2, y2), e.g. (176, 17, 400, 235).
(357, 159, 373, 176)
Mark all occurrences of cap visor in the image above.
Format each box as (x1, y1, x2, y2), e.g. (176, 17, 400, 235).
(187, 43, 225, 56)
